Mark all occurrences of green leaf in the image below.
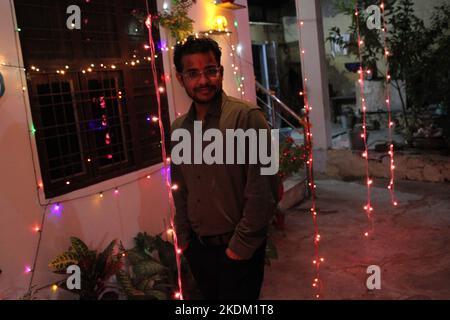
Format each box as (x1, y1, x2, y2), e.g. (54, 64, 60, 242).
(101, 239, 117, 260)
(125, 248, 148, 265)
(49, 251, 79, 271)
(96, 239, 117, 275)
(134, 260, 167, 278)
(116, 270, 145, 297)
(70, 237, 90, 258)
(153, 236, 176, 268)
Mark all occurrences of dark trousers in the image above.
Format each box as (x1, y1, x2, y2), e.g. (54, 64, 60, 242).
(183, 237, 266, 300)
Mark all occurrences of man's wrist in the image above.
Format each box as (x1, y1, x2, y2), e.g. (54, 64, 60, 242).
(226, 247, 244, 260)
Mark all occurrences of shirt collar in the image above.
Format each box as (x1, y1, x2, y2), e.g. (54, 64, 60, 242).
(186, 90, 228, 121)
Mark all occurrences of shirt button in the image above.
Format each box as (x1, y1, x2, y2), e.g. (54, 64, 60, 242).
(197, 199, 201, 203)
(197, 176, 201, 179)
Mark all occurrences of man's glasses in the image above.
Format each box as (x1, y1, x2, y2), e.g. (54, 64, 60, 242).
(181, 66, 221, 81)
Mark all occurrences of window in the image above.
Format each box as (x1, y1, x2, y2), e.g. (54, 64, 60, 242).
(15, 0, 170, 198)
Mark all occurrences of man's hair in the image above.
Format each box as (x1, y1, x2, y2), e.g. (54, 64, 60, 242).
(174, 36, 222, 73)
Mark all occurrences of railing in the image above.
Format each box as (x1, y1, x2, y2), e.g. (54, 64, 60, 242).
(255, 81, 311, 199)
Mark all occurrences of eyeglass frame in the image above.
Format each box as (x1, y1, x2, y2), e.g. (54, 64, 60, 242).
(179, 66, 223, 82)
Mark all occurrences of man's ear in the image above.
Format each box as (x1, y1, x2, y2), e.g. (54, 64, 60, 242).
(176, 73, 185, 88)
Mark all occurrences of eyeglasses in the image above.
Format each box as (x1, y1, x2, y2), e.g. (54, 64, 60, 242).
(181, 66, 221, 81)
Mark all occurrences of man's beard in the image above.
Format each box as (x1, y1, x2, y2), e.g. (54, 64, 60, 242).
(187, 85, 222, 105)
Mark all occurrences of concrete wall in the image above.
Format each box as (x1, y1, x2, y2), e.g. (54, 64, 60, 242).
(0, 0, 255, 299)
(327, 149, 450, 183)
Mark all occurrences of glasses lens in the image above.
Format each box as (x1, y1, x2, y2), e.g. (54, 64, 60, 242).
(186, 71, 199, 80)
(205, 67, 219, 78)
(183, 67, 220, 81)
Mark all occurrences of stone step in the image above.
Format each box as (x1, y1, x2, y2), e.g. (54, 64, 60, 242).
(279, 174, 308, 211)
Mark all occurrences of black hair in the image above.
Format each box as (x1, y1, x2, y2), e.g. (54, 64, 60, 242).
(173, 36, 222, 73)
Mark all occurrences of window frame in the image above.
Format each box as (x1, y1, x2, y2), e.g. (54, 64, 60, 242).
(15, 0, 170, 198)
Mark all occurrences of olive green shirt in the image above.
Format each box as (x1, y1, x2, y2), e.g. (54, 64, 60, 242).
(170, 91, 279, 259)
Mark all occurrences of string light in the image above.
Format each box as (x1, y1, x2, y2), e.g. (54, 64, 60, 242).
(223, 34, 246, 98)
(52, 203, 61, 215)
(355, 4, 374, 234)
(145, 13, 184, 301)
(9, 4, 183, 297)
(298, 14, 323, 299)
(13, 3, 260, 299)
(380, 1, 398, 207)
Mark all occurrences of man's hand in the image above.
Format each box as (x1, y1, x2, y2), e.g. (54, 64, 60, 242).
(225, 248, 244, 261)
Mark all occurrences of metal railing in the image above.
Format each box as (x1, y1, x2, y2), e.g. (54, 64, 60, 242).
(255, 81, 311, 199)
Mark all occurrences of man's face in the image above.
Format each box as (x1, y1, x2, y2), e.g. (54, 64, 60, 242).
(176, 51, 224, 105)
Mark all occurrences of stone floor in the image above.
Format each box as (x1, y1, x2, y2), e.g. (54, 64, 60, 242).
(261, 178, 450, 300)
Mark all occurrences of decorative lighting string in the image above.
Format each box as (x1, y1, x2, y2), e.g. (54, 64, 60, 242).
(297, 18, 324, 299)
(355, 2, 374, 237)
(145, 9, 184, 300)
(7, 0, 62, 295)
(1, 32, 172, 207)
(380, 1, 398, 207)
(223, 29, 246, 98)
(25, 201, 50, 295)
(5, 0, 178, 296)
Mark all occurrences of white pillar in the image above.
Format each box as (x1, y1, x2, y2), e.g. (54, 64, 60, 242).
(296, 0, 331, 171)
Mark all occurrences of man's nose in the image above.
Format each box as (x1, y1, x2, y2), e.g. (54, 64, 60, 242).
(197, 72, 210, 84)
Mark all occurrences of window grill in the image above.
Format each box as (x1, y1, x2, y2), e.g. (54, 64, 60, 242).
(14, 0, 170, 198)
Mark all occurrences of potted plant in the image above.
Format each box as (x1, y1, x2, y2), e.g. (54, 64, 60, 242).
(116, 232, 200, 300)
(278, 136, 307, 181)
(48, 237, 122, 300)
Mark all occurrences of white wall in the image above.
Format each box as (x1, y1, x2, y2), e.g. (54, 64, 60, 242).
(0, 0, 255, 299)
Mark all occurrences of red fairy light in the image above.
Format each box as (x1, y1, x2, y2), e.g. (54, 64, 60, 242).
(146, 13, 184, 299)
(354, 2, 374, 235)
(380, 1, 398, 206)
(298, 16, 323, 299)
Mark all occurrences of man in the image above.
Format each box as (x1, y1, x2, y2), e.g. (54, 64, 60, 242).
(170, 36, 279, 300)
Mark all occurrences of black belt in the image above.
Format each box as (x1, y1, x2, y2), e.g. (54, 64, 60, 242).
(196, 232, 234, 247)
